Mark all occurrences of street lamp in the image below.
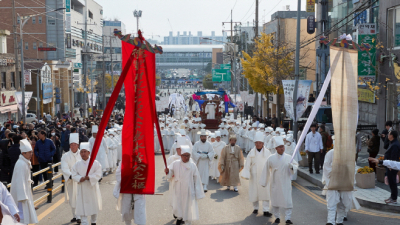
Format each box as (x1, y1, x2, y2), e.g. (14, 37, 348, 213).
(133, 10, 142, 34)
(18, 7, 65, 123)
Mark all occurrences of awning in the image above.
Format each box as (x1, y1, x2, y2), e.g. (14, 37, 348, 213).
(0, 104, 18, 113)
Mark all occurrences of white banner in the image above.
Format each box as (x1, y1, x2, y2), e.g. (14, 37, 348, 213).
(88, 93, 97, 106)
(24, 70, 32, 85)
(291, 71, 331, 163)
(282, 80, 312, 121)
(15, 92, 33, 115)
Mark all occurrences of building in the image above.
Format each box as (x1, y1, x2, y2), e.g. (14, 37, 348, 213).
(262, 11, 317, 118)
(162, 31, 227, 45)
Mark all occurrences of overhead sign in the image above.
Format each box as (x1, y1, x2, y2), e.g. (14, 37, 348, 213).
(212, 69, 231, 82)
(306, 0, 315, 13)
(358, 88, 375, 103)
(307, 15, 315, 34)
(74, 63, 82, 68)
(220, 64, 231, 70)
(358, 23, 376, 82)
(66, 0, 71, 12)
(38, 47, 57, 51)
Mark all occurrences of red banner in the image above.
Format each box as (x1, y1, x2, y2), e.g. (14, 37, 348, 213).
(120, 41, 156, 194)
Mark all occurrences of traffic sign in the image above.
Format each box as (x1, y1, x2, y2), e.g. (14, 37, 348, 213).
(212, 69, 231, 82)
(220, 64, 231, 70)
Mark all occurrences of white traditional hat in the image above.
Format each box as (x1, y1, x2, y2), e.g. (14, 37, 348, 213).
(176, 136, 187, 148)
(215, 131, 221, 137)
(242, 124, 247, 128)
(270, 131, 277, 136)
(197, 129, 209, 136)
(80, 142, 90, 152)
(287, 130, 293, 134)
(200, 124, 206, 128)
(229, 134, 237, 140)
(179, 129, 186, 136)
(259, 124, 265, 128)
(183, 117, 189, 121)
(160, 124, 165, 128)
(116, 127, 122, 131)
(236, 121, 240, 125)
(265, 127, 273, 133)
(281, 135, 287, 140)
(69, 133, 79, 144)
(252, 123, 258, 128)
(222, 118, 226, 122)
(273, 136, 285, 149)
(20, 139, 32, 153)
(92, 125, 99, 133)
(209, 133, 216, 138)
(181, 145, 191, 155)
(286, 136, 293, 142)
(168, 124, 173, 128)
(254, 131, 265, 143)
(225, 124, 230, 128)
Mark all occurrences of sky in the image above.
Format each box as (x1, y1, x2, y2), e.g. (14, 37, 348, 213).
(95, 0, 304, 41)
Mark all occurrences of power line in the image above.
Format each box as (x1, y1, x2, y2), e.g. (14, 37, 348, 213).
(240, 1, 255, 22)
(223, 0, 238, 22)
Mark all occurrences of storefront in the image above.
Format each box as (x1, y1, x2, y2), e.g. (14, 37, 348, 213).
(0, 90, 18, 123)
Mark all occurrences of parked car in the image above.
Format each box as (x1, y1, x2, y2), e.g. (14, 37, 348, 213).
(25, 113, 38, 124)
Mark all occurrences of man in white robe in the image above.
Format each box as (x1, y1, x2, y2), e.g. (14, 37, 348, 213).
(72, 142, 102, 225)
(106, 130, 118, 172)
(61, 133, 82, 223)
(167, 125, 176, 150)
(264, 127, 273, 145)
(0, 179, 20, 224)
(169, 133, 193, 157)
(189, 120, 198, 144)
(241, 132, 272, 217)
(10, 139, 38, 224)
(218, 125, 229, 144)
(165, 146, 205, 225)
(260, 136, 298, 224)
(209, 131, 226, 181)
(89, 125, 109, 176)
(205, 102, 216, 119)
(192, 129, 214, 192)
(113, 164, 146, 225)
(239, 124, 247, 151)
(322, 147, 359, 225)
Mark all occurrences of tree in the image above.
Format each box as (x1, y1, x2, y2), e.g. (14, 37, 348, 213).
(77, 76, 98, 93)
(203, 73, 215, 89)
(204, 62, 212, 74)
(156, 75, 161, 86)
(241, 33, 295, 115)
(104, 74, 120, 91)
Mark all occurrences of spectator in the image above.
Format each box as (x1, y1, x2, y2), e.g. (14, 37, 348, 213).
(34, 130, 56, 182)
(384, 130, 400, 204)
(30, 136, 41, 186)
(50, 130, 61, 174)
(271, 114, 278, 127)
(319, 125, 329, 170)
(308, 94, 315, 103)
(0, 131, 14, 183)
(367, 129, 380, 172)
(0, 124, 11, 139)
(305, 124, 324, 174)
(61, 125, 71, 152)
(356, 129, 362, 162)
(45, 112, 52, 122)
(8, 135, 23, 179)
(381, 121, 393, 150)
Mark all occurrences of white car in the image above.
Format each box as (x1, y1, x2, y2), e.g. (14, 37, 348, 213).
(26, 113, 38, 124)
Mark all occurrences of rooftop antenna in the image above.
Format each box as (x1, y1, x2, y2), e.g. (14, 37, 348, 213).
(168, 18, 173, 34)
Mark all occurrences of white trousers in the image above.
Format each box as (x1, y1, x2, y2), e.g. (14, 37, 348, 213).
(272, 207, 292, 221)
(253, 201, 270, 212)
(81, 214, 97, 225)
(326, 190, 352, 224)
(120, 194, 147, 225)
(71, 207, 81, 220)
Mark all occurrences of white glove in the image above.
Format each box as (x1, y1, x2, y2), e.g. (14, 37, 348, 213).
(201, 154, 208, 159)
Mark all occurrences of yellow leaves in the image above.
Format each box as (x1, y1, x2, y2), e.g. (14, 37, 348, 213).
(386, 78, 391, 81)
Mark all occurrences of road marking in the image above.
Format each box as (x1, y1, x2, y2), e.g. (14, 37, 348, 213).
(292, 182, 400, 219)
(34, 197, 65, 223)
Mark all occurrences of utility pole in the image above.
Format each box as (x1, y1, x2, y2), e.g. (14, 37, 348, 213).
(12, 0, 20, 120)
(83, 0, 88, 118)
(110, 36, 114, 91)
(102, 36, 106, 110)
(292, 0, 302, 141)
(254, 0, 259, 117)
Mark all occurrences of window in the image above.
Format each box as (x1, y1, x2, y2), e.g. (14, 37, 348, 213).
(39, 42, 43, 48)
(38, 16, 42, 24)
(10, 72, 15, 88)
(25, 42, 28, 50)
(88, 10, 93, 19)
(33, 42, 37, 49)
(1, 72, 6, 89)
(32, 17, 36, 24)
(48, 19, 56, 25)
(388, 6, 400, 48)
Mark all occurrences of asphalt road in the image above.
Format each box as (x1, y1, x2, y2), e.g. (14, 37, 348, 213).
(35, 154, 400, 225)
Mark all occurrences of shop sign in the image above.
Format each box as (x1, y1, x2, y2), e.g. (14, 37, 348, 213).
(0, 91, 16, 106)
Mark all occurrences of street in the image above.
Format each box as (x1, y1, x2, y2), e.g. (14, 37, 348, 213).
(35, 154, 400, 225)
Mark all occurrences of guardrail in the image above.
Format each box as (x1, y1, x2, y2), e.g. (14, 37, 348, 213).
(6, 162, 65, 206)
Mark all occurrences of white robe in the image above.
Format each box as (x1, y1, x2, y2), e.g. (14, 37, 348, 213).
(169, 138, 193, 157)
(113, 164, 146, 225)
(61, 150, 82, 209)
(190, 124, 198, 144)
(218, 129, 229, 144)
(246, 129, 256, 151)
(192, 141, 215, 185)
(116, 134, 122, 161)
(106, 136, 118, 171)
(209, 141, 226, 178)
(205, 103, 216, 119)
(237, 127, 244, 147)
(0, 182, 19, 220)
(260, 153, 298, 209)
(241, 147, 271, 203)
(239, 128, 247, 150)
(72, 158, 103, 217)
(284, 143, 301, 180)
(89, 137, 109, 172)
(167, 129, 175, 150)
(161, 129, 169, 150)
(10, 155, 38, 224)
(154, 128, 160, 152)
(166, 160, 205, 222)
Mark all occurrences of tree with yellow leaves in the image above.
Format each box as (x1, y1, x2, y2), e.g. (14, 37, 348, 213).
(76, 76, 99, 93)
(104, 74, 120, 91)
(241, 33, 294, 115)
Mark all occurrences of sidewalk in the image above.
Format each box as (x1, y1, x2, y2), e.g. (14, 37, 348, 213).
(297, 165, 400, 213)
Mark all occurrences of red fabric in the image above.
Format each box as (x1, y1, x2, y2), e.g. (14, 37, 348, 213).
(85, 52, 135, 176)
(120, 41, 156, 194)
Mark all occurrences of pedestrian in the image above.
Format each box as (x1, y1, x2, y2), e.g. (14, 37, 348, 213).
(61, 133, 82, 224)
(260, 136, 298, 224)
(0, 181, 20, 223)
(241, 132, 272, 217)
(305, 124, 323, 174)
(192, 129, 214, 192)
(29, 136, 41, 186)
(218, 135, 245, 192)
(89, 125, 109, 176)
(34, 130, 56, 182)
(165, 145, 205, 225)
(367, 129, 380, 172)
(113, 163, 146, 225)
(383, 130, 400, 204)
(8, 134, 23, 179)
(381, 121, 393, 150)
(10, 139, 38, 224)
(50, 130, 61, 173)
(209, 131, 226, 181)
(79, 106, 84, 118)
(72, 142, 102, 225)
(61, 125, 71, 152)
(319, 124, 329, 169)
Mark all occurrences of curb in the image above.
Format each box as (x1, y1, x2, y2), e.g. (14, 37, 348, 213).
(297, 168, 400, 213)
